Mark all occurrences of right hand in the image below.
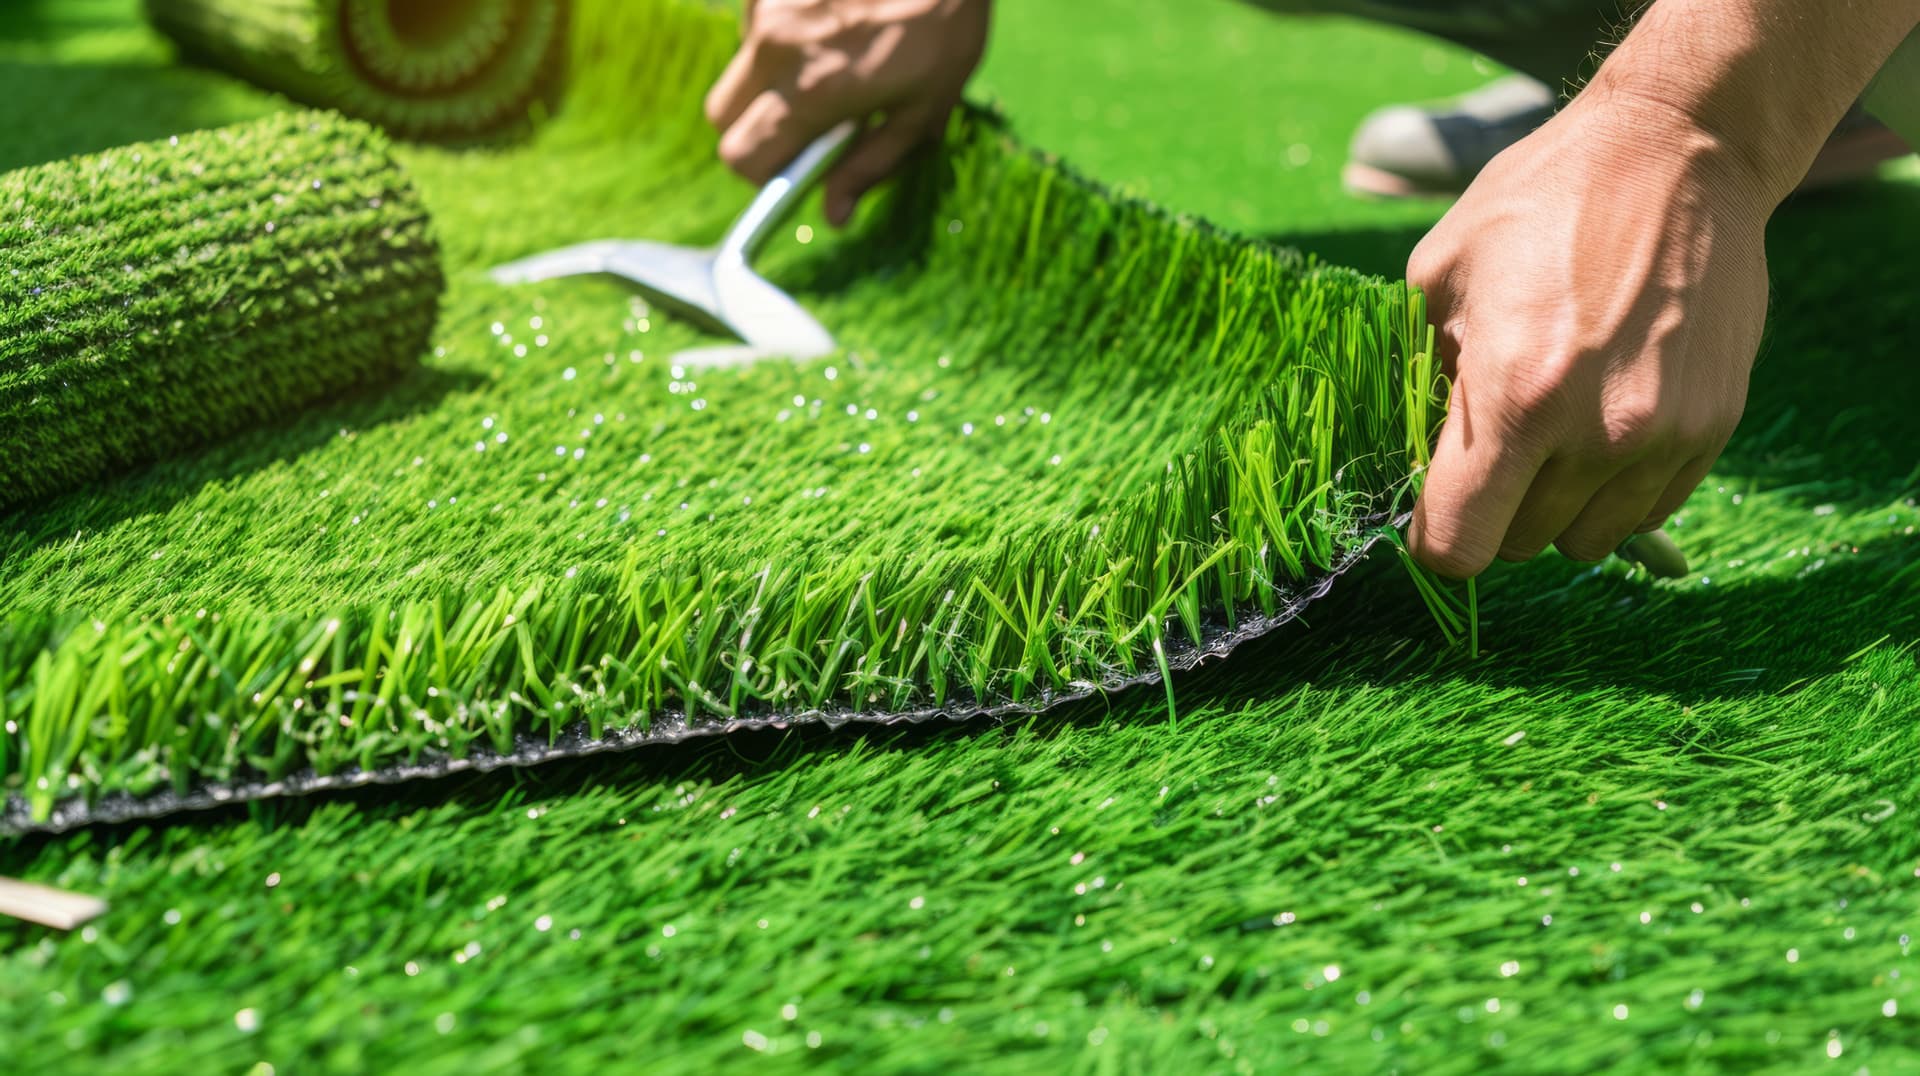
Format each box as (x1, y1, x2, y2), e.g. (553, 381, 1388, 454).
(704, 0, 993, 225)
(1404, 93, 1771, 578)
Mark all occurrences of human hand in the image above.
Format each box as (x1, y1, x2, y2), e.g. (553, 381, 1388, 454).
(704, 0, 992, 226)
(1405, 93, 1776, 578)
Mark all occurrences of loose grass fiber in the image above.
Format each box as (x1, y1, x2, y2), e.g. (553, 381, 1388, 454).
(143, 0, 566, 139)
(0, 111, 441, 514)
(0, 0, 1438, 825)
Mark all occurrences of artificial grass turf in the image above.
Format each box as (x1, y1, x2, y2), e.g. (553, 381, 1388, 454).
(0, 111, 440, 513)
(142, 0, 566, 139)
(7, 0, 1920, 1071)
(1, 0, 1440, 822)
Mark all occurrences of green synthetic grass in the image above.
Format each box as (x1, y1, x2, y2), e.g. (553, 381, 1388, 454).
(0, 0, 1439, 822)
(6, 0, 1920, 1070)
(0, 111, 439, 513)
(142, 0, 565, 138)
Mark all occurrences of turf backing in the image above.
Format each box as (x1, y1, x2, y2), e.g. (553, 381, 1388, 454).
(5, 0, 1920, 1071)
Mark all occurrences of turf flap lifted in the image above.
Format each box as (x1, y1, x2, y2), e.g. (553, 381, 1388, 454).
(0, 0, 1440, 830)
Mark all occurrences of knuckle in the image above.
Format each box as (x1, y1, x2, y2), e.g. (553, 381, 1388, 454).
(1555, 531, 1618, 563)
(1405, 243, 1450, 292)
(717, 129, 758, 171)
(1494, 366, 1567, 423)
(1413, 534, 1492, 580)
(747, 19, 795, 52)
(753, 5, 833, 52)
(791, 55, 848, 96)
(1672, 410, 1735, 452)
(1556, 542, 1613, 564)
(1495, 542, 1544, 564)
(1423, 548, 1491, 580)
(1595, 397, 1665, 460)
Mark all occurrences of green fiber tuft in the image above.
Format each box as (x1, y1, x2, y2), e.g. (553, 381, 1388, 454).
(143, 0, 567, 138)
(0, 110, 441, 515)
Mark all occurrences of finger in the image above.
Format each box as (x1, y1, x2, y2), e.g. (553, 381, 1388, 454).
(719, 90, 829, 185)
(1636, 455, 1713, 532)
(1405, 250, 1461, 377)
(822, 101, 939, 226)
(1495, 457, 1609, 562)
(1553, 462, 1675, 562)
(1408, 378, 1551, 579)
(706, 37, 771, 132)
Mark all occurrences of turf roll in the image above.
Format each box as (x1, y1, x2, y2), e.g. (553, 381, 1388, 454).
(143, 0, 567, 139)
(0, 110, 442, 514)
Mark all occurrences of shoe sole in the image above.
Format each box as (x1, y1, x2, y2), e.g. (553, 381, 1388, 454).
(1341, 161, 1460, 200)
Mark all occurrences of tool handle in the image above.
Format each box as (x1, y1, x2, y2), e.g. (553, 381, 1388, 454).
(0, 876, 108, 930)
(717, 120, 857, 264)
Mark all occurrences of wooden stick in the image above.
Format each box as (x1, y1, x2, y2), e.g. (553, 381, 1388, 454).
(0, 876, 108, 930)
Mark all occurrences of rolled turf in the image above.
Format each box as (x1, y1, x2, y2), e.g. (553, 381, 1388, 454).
(143, 0, 566, 139)
(1, 0, 1439, 823)
(0, 110, 442, 515)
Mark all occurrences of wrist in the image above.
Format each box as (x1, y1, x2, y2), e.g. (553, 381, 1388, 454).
(1581, 78, 1805, 213)
(1576, 0, 1916, 210)
(1557, 89, 1782, 221)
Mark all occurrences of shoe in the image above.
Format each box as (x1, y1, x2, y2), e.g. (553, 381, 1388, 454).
(1342, 74, 1556, 199)
(1343, 74, 1914, 199)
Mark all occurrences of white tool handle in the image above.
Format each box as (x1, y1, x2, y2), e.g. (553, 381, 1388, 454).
(0, 876, 108, 930)
(717, 120, 857, 264)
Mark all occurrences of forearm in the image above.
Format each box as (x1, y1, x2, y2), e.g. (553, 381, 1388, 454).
(1585, 0, 1920, 205)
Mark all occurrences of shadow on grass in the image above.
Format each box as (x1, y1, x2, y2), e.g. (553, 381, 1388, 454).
(1239, 529, 1919, 701)
(0, 363, 489, 564)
